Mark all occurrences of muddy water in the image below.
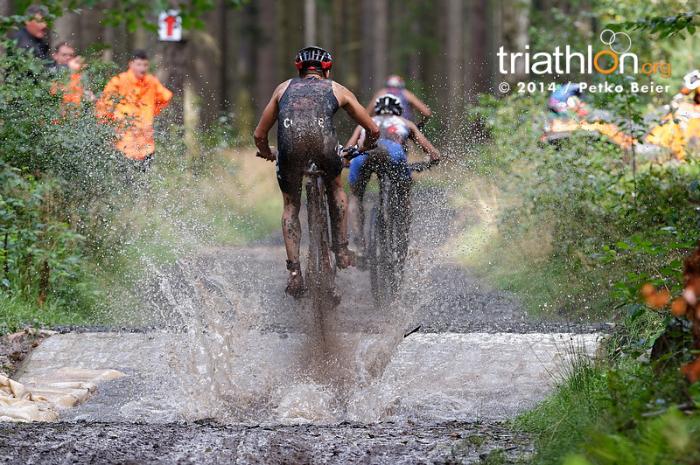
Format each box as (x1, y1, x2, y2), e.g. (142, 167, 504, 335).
(16, 330, 598, 424)
(3, 187, 606, 463)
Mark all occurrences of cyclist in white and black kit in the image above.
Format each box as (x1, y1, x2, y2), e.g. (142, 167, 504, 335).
(345, 94, 440, 263)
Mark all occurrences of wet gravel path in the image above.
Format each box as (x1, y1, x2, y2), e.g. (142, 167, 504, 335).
(0, 420, 532, 464)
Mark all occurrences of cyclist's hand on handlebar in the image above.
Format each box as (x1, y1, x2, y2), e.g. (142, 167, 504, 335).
(339, 145, 361, 161)
(256, 147, 278, 162)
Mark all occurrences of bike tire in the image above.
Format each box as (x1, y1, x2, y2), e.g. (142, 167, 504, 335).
(391, 179, 411, 292)
(384, 174, 404, 301)
(305, 176, 336, 307)
(367, 174, 395, 307)
(368, 205, 393, 307)
(369, 168, 413, 308)
(368, 205, 382, 305)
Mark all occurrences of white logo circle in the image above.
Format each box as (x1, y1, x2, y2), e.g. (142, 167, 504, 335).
(599, 29, 632, 54)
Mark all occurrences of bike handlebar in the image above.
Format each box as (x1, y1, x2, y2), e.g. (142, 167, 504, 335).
(338, 144, 439, 172)
(338, 145, 362, 161)
(408, 160, 439, 172)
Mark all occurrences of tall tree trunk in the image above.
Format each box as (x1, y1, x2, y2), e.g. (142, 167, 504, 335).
(103, 0, 129, 64)
(360, 0, 373, 97)
(345, 0, 361, 91)
(406, 1, 425, 85)
(444, 0, 464, 150)
(371, 0, 388, 88)
(188, 3, 224, 128)
(79, 8, 104, 50)
(161, 41, 187, 125)
(0, 1, 11, 16)
(220, 0, 229, 113)
(304, 0, 316, 46)
(462, 0, 492, 145)
(428, 0, 446, 117)
(319, 2, 331, 52)
(221, 5, 238, 117)
(331, 0, 344, 85)
(501, 0, 530, 83)
(235, 5, 257, 141)
(446, 0, 464, 112)
(54, 11, 80, 47)
(467, 0, 489, 98)
(254, 0, 277, 117)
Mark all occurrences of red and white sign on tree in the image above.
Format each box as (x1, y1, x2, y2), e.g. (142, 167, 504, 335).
(158, 10, 182, 42)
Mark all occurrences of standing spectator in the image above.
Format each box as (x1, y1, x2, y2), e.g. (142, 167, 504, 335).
(50, 42, 75, 71)
(96, 50, 173, 172)
(10, 5, 50, 63)
(51, 51, 94, 108)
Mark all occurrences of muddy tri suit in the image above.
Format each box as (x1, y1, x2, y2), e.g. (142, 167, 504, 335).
(348, 114, 412, 197)
(276, 76, 343, 197)
(254, 45, 380, 297)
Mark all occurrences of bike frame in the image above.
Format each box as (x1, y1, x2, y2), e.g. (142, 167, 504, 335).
(303, 163, 337, 309)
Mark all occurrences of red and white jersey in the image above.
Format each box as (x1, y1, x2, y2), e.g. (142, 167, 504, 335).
(359, 115, 411, 146)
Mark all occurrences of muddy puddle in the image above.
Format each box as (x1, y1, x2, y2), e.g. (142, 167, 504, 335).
(2, 188, 606, 464)
(15, 308, 599, 425)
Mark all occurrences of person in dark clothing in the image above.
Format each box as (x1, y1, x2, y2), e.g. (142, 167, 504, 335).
(253, 46, 379, 297)
(10, 5, 50, 63)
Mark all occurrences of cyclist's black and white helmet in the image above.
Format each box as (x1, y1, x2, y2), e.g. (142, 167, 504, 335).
(295, 46, 333, 72)
(683, 69, 700, 91)
(374, 94, 403, 116)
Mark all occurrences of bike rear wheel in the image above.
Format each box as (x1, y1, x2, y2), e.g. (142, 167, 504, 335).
(368, 173, 408, 307)
(305, 175, 337, 307)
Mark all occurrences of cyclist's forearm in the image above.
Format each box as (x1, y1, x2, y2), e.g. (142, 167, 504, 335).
(253, 129, 273, 157)
(412, 130, 440, 161)
(360, 129, 379, 152)
(419, 106, 433, 119)
(253, 128, 277, 161)
(342, 91, 379, 149)
(345, 126, 363, 148)
(417, 114, 430, 130)
(359, 119, 380, 150)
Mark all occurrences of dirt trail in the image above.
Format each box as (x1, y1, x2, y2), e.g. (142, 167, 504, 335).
(0, 185, 606, 464)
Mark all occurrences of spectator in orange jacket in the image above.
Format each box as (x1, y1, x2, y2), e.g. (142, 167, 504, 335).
(96, 50, 172, 170)
(50, 43, 94, 108)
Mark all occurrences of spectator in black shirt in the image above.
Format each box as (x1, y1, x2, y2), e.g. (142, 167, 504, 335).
(10, 5, 50, 63)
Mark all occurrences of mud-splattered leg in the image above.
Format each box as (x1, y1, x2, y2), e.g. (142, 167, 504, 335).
(282, 191, 302, 263)
(327, 174, 349, 251)
(348, 184, 366, 252)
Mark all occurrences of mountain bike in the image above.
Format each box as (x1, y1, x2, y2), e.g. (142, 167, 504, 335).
(303, 160, 338, 309)
(347, 147, 437, 307)
(257, 148, 346, 309)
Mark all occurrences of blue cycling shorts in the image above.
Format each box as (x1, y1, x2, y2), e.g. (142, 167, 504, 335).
(348, 139, 410, 187)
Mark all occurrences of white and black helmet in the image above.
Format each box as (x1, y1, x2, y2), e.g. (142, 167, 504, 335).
(374, 94, 403, 116)
(683, 69, 700, 91)
(295, 46, 333, 72)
